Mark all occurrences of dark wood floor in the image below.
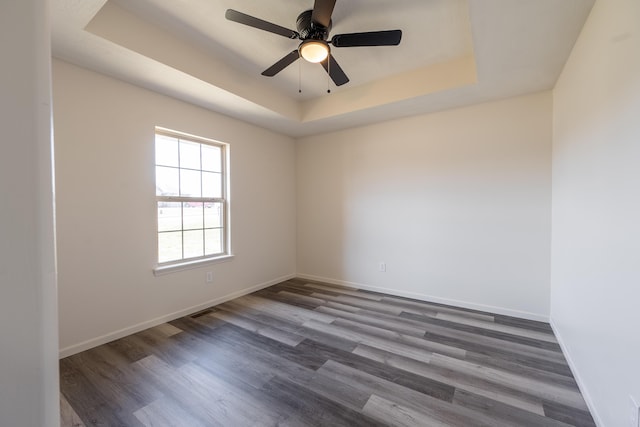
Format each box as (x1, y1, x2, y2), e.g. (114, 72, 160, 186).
(60, 278, 595, 426)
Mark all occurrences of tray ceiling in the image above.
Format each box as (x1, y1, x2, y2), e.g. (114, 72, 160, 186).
(52, 0, 594, 136)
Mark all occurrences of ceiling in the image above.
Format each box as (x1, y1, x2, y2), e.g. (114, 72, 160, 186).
(52, 0, 594, 137)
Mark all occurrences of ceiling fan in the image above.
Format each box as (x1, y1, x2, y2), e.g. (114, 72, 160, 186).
(225, 0, 402, 87)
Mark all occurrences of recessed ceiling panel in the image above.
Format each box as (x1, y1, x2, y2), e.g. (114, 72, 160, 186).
(51, 0, 595, 137)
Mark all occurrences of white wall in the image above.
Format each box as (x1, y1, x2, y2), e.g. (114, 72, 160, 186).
(551, 0, 640, 425)
(53, 60, 296, 355)
(0, 0, 59, 426)
(297, 92, 552, 320)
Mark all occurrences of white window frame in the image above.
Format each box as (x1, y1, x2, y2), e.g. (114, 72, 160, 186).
(153, 127, 232, 275)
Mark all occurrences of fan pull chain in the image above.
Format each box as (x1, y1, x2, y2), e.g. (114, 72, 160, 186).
(327, 53, 331, 94)
(298, 58, 302, 94)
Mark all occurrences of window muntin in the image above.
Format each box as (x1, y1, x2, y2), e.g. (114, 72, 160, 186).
(155, 129, 228, 265)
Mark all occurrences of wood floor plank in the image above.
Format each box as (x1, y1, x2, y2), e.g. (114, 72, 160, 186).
(430, 353, 590, 411)
(310, 292, 406, 315)
(452, 389, 573, 427)
(332, 317, 467, 359)
(105, 334, 149, 364)
(172, 324, 278, 389)
(494, 314, 554, 333)
(301, 368, 373, 411)
(340, 304, 561, 352)
(543, 400, 597, 427)
(323, 300, 365, 313)
(209, 308, 306, 346)
(277, 280, 339, 296)
(466, 351, 580, 390)
(149, 323, 182, 338)
(300, 283, 384, 301)
(60, 357, 145, 427)
(260, 375, 388, 427)
(271, 290, 328, 306)
(135, 354, 278, 426)
(315, 305, 429, 337)
(363, 394, 450, 427)
(434, 312, 558, 343)
(397, 318, 569, 379)
(178, 362, 283, 426)
(217, 299, 359, 354)
(316, 292, 560, 360)
(295, 339, 456, 402)
(69, 345, 163, 409)
(352, 343, 547, 415)
(232, 294, 337, 325)
(210, 332, 373, 411)
(460, 339, 574, 378)
(403, 312, 566, 364)
(209, 322, 333, 375)
(133, 397, 209, 427)
(254, 288, 323, 310)
(60, 394, 85, 427)
(319, 360, 511, 427)
(320, 301, 467, 338)
(405, 311, 563, 352)
(179, 336, 371, 424)
(303, 318, 435, 364)
(168, 315, 222, 340)
(60, 277, 594, 426)
(124, 328, 197, 368)
(379, 295, 496, 322)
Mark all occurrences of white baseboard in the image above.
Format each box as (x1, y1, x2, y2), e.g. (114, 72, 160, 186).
(296, 273, 549, 322)
(549, 319, 603, 427)
(58, 273, 295, 359)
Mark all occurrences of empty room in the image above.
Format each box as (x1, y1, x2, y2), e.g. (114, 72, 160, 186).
(1, 0, 639, 426)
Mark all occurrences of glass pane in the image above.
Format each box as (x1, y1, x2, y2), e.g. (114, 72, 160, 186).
(155, 135, 179, 167)
(157, 202, 181, 232)
(183, 230, 204, 258)
(180, 169, 201, 197)
(180, 140, 201, 170)
(202, 171, 222, 198)
(204, 203, 222, 228)
(205, 228, 222, 255)
(182, 202, 203, 230)
(201, 144, 221, 172)
(156, 166, 179, 196)
(158, 231, 182, 263)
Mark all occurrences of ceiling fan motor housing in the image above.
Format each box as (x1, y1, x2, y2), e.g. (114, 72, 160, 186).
(296, 10, 331, 40)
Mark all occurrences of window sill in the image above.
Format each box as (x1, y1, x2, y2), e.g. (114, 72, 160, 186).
(153, 254, 234, 276)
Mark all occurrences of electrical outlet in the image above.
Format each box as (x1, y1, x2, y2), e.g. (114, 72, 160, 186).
(379, 262, 386, 272)
(631, 395, 640, 427)
(206, 272, 213, 283)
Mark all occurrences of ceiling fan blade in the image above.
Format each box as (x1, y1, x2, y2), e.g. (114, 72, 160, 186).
(331, 30, 402, 47)
(320, 55, 349, 86)
(262, 50, 300, 77)
(311, 0, 336, 28)
(225, 9, 299, 39)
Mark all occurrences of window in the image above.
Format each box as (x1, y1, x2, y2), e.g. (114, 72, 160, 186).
(154, 128, 229, 268)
